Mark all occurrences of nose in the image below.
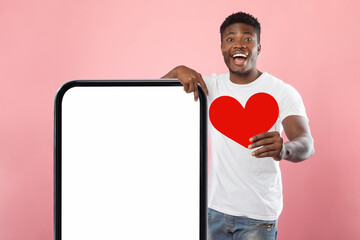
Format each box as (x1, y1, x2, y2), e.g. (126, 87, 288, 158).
(233, 40, 247, 50)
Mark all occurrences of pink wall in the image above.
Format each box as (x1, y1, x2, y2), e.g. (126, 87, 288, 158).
(1, 0, 359, 239)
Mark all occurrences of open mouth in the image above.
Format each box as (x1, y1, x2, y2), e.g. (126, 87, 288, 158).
(232, 53, 247, 65)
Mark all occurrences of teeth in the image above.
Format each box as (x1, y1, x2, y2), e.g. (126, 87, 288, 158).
(233, 53, 247, 58)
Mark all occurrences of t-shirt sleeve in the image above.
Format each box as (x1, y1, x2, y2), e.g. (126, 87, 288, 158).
(201, 76, 211, 89)
(279, 83, 309, 123)
(199, 73, 216, 98)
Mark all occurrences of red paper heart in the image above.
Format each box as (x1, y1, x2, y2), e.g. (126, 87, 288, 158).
(209, 93, 279, 148)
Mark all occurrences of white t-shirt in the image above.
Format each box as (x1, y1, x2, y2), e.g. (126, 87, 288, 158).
(202, 72, 308, 221)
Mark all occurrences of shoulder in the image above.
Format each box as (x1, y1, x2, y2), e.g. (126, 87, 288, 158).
(264, 73, 309, 122)
(202, 72, 229, 87)
(202, 73, 217, 83)
(202, 72, 228, 81)
(262, 72, 287, 89)
(262, 72, 301, 96)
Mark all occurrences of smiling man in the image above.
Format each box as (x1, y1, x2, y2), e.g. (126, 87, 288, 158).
(161, 12, 314, 240)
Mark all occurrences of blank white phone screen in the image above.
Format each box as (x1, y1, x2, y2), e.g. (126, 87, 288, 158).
(61, 86, 199, 240)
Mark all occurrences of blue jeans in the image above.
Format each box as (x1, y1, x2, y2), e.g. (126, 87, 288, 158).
(208, 208, 278, 240)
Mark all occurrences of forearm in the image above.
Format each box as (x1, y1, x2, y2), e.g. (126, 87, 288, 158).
(161, 65, 183, 79)
(281, 134, 315, 163)
(160, 65, 208, 101)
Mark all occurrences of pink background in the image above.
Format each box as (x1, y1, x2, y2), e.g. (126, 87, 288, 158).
(1, 0, 359, 239)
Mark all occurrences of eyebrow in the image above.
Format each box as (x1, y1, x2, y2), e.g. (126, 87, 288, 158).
(242, 32, 254, 36)
(225, 31, 254, 36)
(225, 31, 236, 36)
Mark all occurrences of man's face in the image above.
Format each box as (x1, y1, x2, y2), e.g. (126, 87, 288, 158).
(221, 23, 261, 75)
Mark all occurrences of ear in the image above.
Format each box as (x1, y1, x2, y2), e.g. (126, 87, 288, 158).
(220, 43, 224, 55)
(257, 44, 262, 55)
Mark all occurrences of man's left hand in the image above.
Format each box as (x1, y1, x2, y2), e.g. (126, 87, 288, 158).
(248, 131, 284, 161)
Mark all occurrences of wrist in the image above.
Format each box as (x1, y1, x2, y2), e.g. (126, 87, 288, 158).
(280, 142, 290, 160)
(174, 65, 186, 76)
(163, 66, 183, 79)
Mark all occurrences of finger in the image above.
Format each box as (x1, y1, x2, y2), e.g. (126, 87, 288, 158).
(187, 78, 194, 93)
(248, 138, 273, 149)
(194, 78, 199, 101)
(255, 150, 279, 158)
(183, 81, 189, 93)
(252, 145, 278, 156)
(198, 74, 209, 96)
(249, 131, 277, 143)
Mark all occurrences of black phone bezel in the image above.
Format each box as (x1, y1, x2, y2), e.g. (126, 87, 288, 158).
(53, 80, 208, 240)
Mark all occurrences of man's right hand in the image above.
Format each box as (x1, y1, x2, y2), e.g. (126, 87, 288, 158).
(161, 65, 209, 101)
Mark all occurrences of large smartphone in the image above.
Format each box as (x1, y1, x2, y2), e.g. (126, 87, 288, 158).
(54, 80, 207, 240)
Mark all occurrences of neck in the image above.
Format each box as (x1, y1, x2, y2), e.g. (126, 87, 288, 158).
(229, 69, 262, 85)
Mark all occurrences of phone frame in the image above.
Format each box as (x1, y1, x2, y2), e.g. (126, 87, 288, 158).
(53, 80, 208, 240)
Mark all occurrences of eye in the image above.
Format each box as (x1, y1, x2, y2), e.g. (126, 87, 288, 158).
(244, 38, 253, 42)
(226, 38, 234, 42)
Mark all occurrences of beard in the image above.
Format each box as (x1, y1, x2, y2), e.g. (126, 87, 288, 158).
(229, 67, 252, 76)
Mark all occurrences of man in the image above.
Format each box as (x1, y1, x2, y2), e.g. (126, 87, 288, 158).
(161, 12, 314, 240)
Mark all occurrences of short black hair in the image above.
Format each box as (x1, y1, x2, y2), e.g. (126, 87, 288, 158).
(220, 12, 261, 43)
